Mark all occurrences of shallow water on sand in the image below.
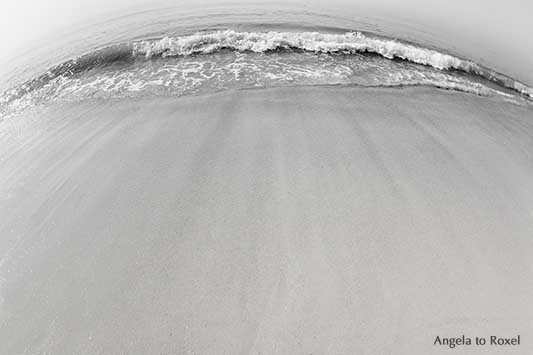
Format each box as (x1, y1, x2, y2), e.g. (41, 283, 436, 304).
(1, 86, 533, 354)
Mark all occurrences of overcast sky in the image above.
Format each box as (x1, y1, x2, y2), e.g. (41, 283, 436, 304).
(1, 0, 532, 83)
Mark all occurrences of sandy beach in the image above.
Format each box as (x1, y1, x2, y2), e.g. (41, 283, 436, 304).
(1, 86, 532, 354)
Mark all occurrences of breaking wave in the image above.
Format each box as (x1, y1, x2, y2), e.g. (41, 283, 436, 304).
(1, 29, 532, 116)
(131, 30, 532, 97)
(134, 30, 474, 70)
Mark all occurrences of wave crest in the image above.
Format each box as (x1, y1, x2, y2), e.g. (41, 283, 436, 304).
(133, 30, 478, 71)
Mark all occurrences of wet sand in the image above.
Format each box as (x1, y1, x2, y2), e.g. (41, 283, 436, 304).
(1, 86, 533, 354)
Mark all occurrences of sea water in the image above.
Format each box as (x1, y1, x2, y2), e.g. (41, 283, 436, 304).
(1, 2, 532, 118)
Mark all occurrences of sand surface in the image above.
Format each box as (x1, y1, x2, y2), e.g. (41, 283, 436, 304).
(1, 87, 533, 354)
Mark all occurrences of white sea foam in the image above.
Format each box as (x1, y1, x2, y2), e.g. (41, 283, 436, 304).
(133, 30, 480, 72)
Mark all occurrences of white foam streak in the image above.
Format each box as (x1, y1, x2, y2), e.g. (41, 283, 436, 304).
(133, 30, 479, 72)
